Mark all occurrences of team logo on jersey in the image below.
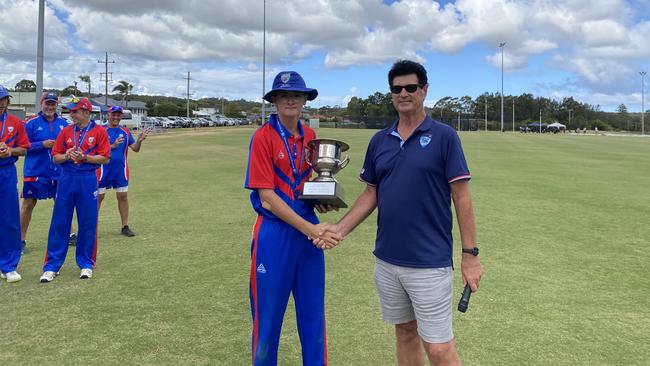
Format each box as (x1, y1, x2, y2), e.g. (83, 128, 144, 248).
(278, 151, 285, 159)
(257, 263, 267, 274)
(88, 137, 94, 144)
(37, 127, 43, 131)
(59, 125, 64, 130)
(27, 190, 33, 195)
(93, 190, 98, 198)
(67, 138, 73, 144)
(7, 126, 13, 133)
(280, 73, 291, 85)
(420, 135, 432, 148)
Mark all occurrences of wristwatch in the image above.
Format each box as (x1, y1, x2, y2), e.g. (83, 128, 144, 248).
(462, 247, 479, 256)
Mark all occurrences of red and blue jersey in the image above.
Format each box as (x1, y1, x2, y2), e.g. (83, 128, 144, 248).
(52, 120, 111, 174)
(245, 114, 316, 219)
(360, 116, 471, 268)
(23, 112, 68, 179)
(103, 125, 135, 164)
(0, 112, 30, 168)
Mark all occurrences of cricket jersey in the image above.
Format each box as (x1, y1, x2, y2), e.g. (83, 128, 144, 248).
(23, 112, 68, 179)
(0, 112, 30, 273)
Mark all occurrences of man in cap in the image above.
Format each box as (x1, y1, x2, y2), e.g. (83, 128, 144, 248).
(0, 85, 30, 283)
(97, 105, 149, 237)
(244, 71, 340, 365)
(39, 97, 110, 283)
(20, 92, 69, 253)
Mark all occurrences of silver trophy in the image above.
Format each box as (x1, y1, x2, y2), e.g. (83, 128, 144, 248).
(300, 139, 350, 208)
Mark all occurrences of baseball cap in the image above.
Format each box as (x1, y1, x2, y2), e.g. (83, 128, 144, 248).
(0, 85, 12, 99)
(65, 97, 92, 111)
(109, 106, 124, 113)
(263, 71, 318, 102)
(41, 92, 58, 103)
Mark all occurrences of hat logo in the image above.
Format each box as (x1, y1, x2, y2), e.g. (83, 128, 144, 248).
(281, 73, 291, 84)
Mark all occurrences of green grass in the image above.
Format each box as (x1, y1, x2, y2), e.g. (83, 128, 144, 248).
(1, 127, 649, 365)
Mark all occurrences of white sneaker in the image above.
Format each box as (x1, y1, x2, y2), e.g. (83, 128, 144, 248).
(40, 271, 58, 283)
(80, 268, 93, 279)
(2, 271, 22, 283)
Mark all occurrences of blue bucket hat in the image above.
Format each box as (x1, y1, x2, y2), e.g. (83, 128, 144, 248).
(109, 106, 123, 113)
(0, 85, 12, 99)
(263, 71, 318, 103)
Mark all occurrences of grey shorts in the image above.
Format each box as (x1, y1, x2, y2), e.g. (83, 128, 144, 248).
(374, 258, 453, 344)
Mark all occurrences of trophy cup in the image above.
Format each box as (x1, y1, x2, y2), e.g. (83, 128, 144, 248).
(300, 139, 350, 208)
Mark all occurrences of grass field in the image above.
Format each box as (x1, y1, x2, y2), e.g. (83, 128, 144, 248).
(1, 126, 649, 365)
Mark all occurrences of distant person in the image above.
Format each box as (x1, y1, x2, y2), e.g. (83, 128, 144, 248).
(244, 70, 341, 365)
(0, 85, 30, 283)
(20, 92, 68, 254)
(40, 98, 110, 283)
(97, 106, 149, 237)
(594, 126, 599, 135)
(316, 60, 484, 365)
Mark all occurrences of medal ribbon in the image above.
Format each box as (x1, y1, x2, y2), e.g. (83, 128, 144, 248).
(275, 118, 305, 193)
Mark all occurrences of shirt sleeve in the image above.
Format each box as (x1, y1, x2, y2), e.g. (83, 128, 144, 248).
(127, 129, 136, 146)
(445, 132, 471, 183)
(359, 133, 378, 186)
(96, 129, 111, 158)
(25, 122, 44, 152)
(12, 120, 31, 149)
(244, 129, 275, 190)
(52, 129, 67, 155)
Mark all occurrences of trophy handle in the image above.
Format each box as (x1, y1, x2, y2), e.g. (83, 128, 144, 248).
(338, 155, 349, 169)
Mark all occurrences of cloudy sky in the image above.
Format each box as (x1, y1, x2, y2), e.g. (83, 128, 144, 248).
(1, 0, 649, 111)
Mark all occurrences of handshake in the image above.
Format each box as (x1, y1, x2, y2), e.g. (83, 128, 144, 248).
(309, 222, 344, 250)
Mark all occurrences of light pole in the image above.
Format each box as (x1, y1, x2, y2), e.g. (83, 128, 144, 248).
(512, 97, 515, 132)
(539, 108, 542, 133)
(499, 42, 506, 132)
(261, 0, 267, 124)
(568, 109, 573, 128)
(484, 96, 488, 132)
(641, 71, 647, 135)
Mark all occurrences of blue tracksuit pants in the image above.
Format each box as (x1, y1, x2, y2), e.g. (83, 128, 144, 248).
(249, 215, 327, 366)
(43, 172, 99, 272)
(0, 165, 22, 273)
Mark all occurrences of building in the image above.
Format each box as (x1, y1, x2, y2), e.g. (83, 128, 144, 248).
(91, 97, 148, 117)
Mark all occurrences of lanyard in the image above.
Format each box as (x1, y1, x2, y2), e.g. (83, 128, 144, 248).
(275, 117, 304, 190)
(74, 121, 93, 151)
(0, 112, 6, 141)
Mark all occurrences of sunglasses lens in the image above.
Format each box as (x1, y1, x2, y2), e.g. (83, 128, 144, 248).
(390, 84, 420, 94)
(405, 84, 418, 93)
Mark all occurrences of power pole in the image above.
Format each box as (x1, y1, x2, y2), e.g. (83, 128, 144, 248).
(184, 72, 191, 118)
(35, 0, 44, 110)
(512, 98, 515, 132)
(484, 97, 487, 132)
(98, 52, 114, 106)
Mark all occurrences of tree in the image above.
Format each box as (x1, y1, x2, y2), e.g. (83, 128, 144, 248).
(617, 103, 629, 130)
(14, 79, 36, 92)
(153, 102, 180, 117)
(112, 81, 134, 108)
(79, 75, 91, 97)
(61, 85, 82, 97)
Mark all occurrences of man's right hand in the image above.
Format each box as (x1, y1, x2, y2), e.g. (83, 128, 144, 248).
(111, 136, 124, 148)
(312, 223, 344, 250)
(42, 139, 56, 148)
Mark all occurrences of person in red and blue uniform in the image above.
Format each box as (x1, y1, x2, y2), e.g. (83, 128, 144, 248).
(244, 71, 341, 365)
(39, 97, 110, 283)
(0, 85, 30, 283)
(20, 92, 69, 253)
(97, 106, 149, 237)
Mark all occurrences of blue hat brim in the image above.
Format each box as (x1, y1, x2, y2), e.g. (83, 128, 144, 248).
(264, 88, 318, 103)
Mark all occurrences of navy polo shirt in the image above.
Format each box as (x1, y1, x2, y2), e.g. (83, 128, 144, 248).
(360, 116, 471, 268)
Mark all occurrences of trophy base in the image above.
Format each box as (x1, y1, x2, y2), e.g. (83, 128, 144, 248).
(299, 181, 348, 208)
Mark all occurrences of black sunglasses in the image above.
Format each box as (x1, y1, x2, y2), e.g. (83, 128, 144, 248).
(390, 84, 422, 94)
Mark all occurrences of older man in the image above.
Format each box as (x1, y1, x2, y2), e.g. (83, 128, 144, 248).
(20, 92, 69, 253)
(97, 105, 149, 237)
(0, 85, 30, 283)
(40, 97, 110, 283)
(318, 60, 484, 365)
